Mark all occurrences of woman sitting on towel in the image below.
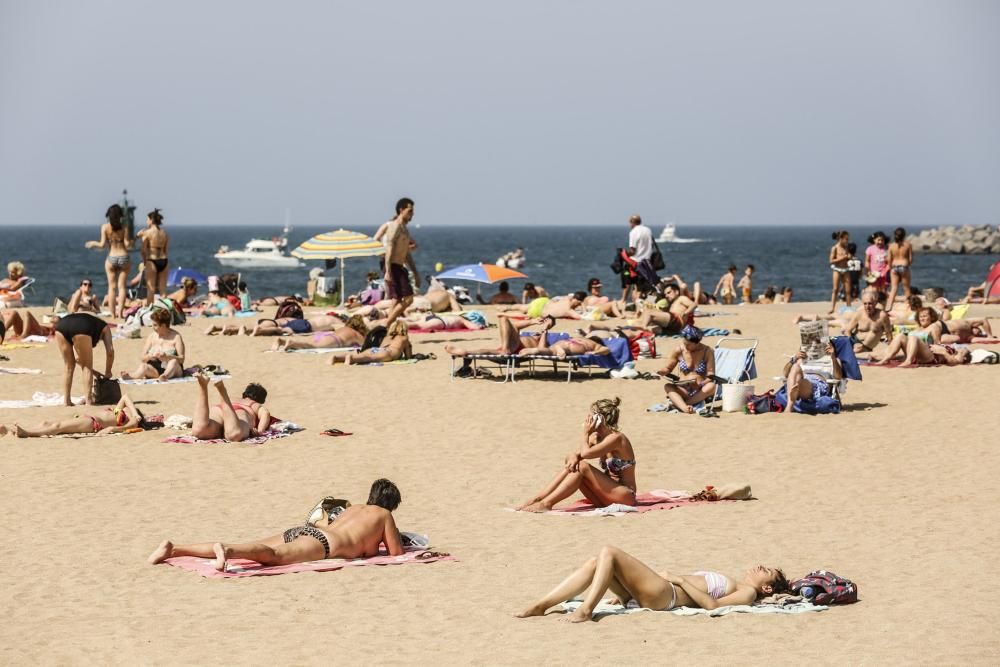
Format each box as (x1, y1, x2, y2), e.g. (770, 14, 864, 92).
(190, 375, 272, 442)
(270, 315, 369, 351)
(0, 394, 150, 438)
(657, 325, 716, 413)
(328, 320, 412, 366)
(515, 546, 788, 622)
(516, 398, 636, 512)
(120, 308, 186, 381)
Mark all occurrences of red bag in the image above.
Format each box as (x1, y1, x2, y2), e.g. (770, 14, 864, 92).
(627, 331, 656, 359)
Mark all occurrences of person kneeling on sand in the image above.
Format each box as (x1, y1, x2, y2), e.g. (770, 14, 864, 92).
(515, 546, 787, 622)
(190, 375, 273, 441)
(516, 398, 636, 512)
(148, 479, 405, 571)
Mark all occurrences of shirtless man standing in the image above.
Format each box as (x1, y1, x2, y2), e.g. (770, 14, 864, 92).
(843, 291, 891, 355)
(148, 478, 405, 571)
(382, 198, 420, 330)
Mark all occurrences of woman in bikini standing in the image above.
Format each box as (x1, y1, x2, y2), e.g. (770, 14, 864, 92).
(828, 230, 852, 314)
(515, 548, 788, 622)
(120, 308, 186, 381)
(885, 226, 913, 312)
(516, 397, 637, 513)
(658, 325, 717, 413)
(190, 376, 272, 442)
(141, 209, 170, 305)
(85, 204, 133, 318)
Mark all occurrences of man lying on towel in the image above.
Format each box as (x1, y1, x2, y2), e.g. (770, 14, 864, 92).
(148, 479, 404, 571)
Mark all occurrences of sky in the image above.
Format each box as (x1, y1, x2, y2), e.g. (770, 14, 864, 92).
(1, 0, 998, 227)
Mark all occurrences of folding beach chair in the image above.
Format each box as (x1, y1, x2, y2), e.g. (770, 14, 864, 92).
(704, 337, 758, 414)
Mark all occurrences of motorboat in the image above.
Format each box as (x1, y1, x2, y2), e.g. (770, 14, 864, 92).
(657, 223, 702, 243)
(214, 224, 304, 269)
(496, 248, 526, 269)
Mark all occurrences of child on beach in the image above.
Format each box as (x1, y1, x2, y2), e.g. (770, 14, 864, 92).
(737, 265, 754, 304)
(828, 231, 853, 313)
(885, 227, 913, 311)
(864, 231, 890, 296)
(713, 265, 738, 304)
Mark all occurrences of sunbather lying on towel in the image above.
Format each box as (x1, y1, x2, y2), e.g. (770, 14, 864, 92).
(657, 326, 717, 413)
(503, 293, 585, 319)
(148, 479, 405, 570)
(923, 312, 994, 345)
(190, 375, 273, 441)
(870, 334, 971, 367)
(1, 309, 51, 339)
(517, 398, 636, 512)
(271, 315, 368, 351)
(402, 311, 486, 332)
(782, 344, 844, 414)
(0, 394, 150, 438)
(515, 546, 788, 622)
(517, 334, 609, 360)
(444, 314, 556, 357)
(328, 320, 412, 366)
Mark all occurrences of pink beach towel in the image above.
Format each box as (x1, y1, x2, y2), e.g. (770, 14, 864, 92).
(162, 422, 303, 445)
(165, 548, 456, 578)
(548, 490, 733, 515)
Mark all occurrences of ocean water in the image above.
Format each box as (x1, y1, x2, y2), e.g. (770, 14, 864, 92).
(2, 224, 995, 305)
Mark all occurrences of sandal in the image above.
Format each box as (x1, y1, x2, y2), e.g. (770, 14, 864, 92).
(321, 428, 353, 437)
(415, 550, 450, 560)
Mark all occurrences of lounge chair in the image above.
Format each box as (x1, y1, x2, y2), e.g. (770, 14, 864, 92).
(703, 337, 758, 413)
(450, 335, 632, 383)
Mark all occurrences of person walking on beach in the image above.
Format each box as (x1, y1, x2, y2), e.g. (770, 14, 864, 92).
(828, 231, 852, 313)
(382, 198, 420, 330)
(85, 204, 133, 318)
(626, 215, 658, 298)
(140, 209, 170, 305)
(713, 265, 738, 304)
(737, 265, 754, 304)
(885, 227, 913, 311)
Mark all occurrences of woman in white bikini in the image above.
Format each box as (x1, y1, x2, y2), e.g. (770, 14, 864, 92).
(516, 398, 636, 513)
(85, 204, 133, 318)
(515, 546, 788, 622)
(828, 230, 852, 314)
(120, 308, 186, 381)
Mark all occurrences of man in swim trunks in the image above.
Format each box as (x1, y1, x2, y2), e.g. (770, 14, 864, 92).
(148, 478, 405, 571)
(383, 198, 420, 331)
(843, 290, 891, 355)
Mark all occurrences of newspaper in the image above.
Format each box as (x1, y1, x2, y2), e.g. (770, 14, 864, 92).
(798, 321, 833, 377)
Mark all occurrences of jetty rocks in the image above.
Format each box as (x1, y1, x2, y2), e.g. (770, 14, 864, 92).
(909, 224, 1000, 254)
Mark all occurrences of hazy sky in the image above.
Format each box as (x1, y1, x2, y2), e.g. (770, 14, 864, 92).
(1, 0, 998, 226)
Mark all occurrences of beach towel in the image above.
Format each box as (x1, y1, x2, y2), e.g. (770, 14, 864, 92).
(576, 337, 632, 371)
(0, 367, 42, 375)
(0, 391, 84, 408)
(657, 327, 731, 338)
(559, 598, 827, 619)
(858, 360, 942, 368)
(511, 490, 733, 516)
(119, 374, 231, 386)
(0, 342, 46, 350)
(284, 346, 357, 355)
(164, 547, 455, 579)
(162, 421, 304, 445)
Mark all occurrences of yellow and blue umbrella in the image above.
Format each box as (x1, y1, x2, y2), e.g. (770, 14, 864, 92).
(291, 229, 386, 305)
(435, 263, 527, 284)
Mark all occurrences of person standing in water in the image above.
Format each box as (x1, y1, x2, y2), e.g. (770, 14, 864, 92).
(382, 198, 420, 330)
(885, 227, 913, 311)
(85, 204, 133, 318)
(828, 230, 852, 313)
(141, 209, 170, 305)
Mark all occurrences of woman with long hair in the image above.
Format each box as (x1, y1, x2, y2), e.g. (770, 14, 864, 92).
(85, 204, 133, 317)
(141, 209, 170, 305)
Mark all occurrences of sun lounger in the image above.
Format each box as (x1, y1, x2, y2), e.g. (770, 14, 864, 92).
(451, 337, 632, 383)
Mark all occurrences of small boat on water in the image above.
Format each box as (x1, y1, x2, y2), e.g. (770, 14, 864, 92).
(496, 248, 526, 269)
(214, 224, 304, 269)
(658, 223, 703, 244)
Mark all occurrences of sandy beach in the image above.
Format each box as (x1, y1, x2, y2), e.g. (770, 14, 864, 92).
(2, 301, 999, 664)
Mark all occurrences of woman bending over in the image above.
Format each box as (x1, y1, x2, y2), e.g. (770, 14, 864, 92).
(517, 398, 636, 512)
(516, 546, 787, 622)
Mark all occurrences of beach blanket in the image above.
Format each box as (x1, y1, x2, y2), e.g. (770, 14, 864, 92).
(559, 598, 828, 619)
(119, 374, 231, 386)
(0, 367, 42, 375)
(162, 421, 304, 445)
(511, 490, 730, 516)
(0, 391, 84, 408)
(657, 327, 731, 338)
(164, 547, 455, 578)
(285, 347, 357, 355)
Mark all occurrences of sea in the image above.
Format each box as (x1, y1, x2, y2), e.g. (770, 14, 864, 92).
(2, 224, 994, 305)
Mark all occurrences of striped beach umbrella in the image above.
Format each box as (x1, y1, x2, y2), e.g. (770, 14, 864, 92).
(291, 229, 386, 305)
(434, 263, 527, 284)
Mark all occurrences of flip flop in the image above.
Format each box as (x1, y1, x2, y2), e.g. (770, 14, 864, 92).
(321, 428, 353, 437)
(415, 550, 450, 560)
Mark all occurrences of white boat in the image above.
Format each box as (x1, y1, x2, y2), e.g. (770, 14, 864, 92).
(496, 248, 526, 269)
(657, 223, 703, 244)
(214, 224, 304, 269)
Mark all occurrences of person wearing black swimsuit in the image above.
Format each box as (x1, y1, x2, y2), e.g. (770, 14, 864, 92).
(141, 209, 170, 305)
(53, 313, 115, 406)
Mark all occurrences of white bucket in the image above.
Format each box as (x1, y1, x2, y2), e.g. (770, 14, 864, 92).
(721, 383, 754, 412)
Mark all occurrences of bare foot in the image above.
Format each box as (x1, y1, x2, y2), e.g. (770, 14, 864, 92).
(204, 324, 220, 335)
(443, 344, 460, 355)
(148, 540, 174, 564)
(12, 424, 26, 438)
(792, 315, 805, 324)
(344, 353, 354, 366)
(212, 542, 227, 571)
(514, 603, 548, 618)
(567, 607, 593, 623)
(238, 326, 249, 336)
(270, 340, 283, 352)
(684, 405, 695, 414)
(522, 502, 550, 513)
(0, 424, 8, 437)
(195, 372, 211, 389)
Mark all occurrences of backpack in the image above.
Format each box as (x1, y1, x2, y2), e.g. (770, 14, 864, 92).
(745, 390, 783, 414)
(275, 298, 303, 320)
(361, 325, 387, 351)
(627, 331, 656, 359)
(791, 570, 859, 605)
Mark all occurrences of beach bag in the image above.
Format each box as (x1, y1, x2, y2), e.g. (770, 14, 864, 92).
(745, 390, 782, 414)
(360, 325, 388, 352)
(359, 287, 384, 305)
(627, 331, 656, 359)
(275, 298, 303, 320)
(650, 241, 665, 271)
(791, 570, 858, 605)
(610, 249, 625, 274)
(92, 373, 122, 405)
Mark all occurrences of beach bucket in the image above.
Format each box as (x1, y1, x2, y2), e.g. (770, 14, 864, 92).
(721, 383, 753, 412)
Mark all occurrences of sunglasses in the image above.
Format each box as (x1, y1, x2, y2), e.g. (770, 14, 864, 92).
(81, 282, 92, 286)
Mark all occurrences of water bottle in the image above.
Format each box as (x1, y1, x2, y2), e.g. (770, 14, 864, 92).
(799, 585, 816, 600)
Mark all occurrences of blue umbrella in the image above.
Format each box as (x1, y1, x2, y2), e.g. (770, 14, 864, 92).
(166, 267, 208, 287)
(434, 263, 527, 284)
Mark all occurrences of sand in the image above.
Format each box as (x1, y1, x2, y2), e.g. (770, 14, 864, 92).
(1, 302, 999, 665)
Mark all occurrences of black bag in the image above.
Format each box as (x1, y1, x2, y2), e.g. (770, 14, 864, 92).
(650, 242, 665, 271)
(275, 298, 303, 320)
(610, 249, 625, 274)
(360, 325, 388, 352)
(92, 373, 122, 405)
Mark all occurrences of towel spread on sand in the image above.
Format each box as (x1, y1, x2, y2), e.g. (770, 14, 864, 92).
(119, 374, 231, 385)
(858, 360, 942, 368)
(285, 347, 358, 354)
(164, 547, 456, 578)
(162, 421, 304, 445)
(559, 598, 828, 618)
(0, 391, 84, 408)
(509, 490, 729, 516)
(0, 342, 46, 350)
(0, 367, 42, 375)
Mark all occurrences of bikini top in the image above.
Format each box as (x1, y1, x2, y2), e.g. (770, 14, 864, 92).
(601, 456, 636, 476)
(678, 355, 708, 376)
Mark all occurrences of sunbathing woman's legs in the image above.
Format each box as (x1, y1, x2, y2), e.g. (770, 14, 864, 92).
(191, 374, 224, 439)
(521, 463, 634, 512)
(664, 380, 717, 413)
(784, 363, 816, 415)
(515, 546, 676, 622)
(899, 335, 935, 367)
(212, 380, 252, 441)
(0, 416, 97, 438)
(872, 333, 908, 365)
(148, 532, 322, 570)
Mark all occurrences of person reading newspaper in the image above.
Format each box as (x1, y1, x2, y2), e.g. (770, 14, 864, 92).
(781, 321, 843, 415)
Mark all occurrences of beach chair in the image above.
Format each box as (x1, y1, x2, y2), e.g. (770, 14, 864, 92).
(516, 337, 632, 382)
(704, 337, 758, 413)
